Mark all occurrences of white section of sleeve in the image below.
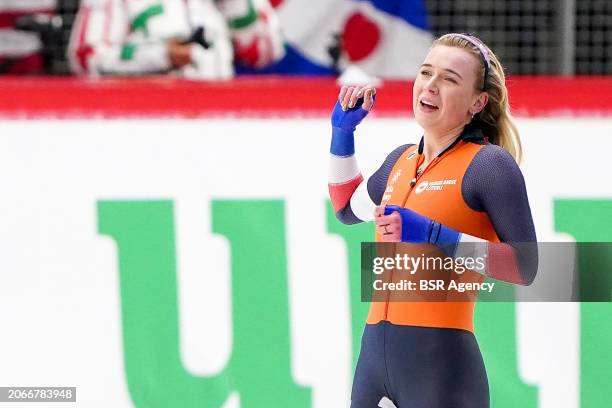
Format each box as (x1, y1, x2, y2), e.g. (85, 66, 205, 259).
(455, 235, 488, 275)
(378, 396, 397, 408)
(458, 233, 487, 244)
(328, 154, 360, 184)
(350, 181, 376, 222)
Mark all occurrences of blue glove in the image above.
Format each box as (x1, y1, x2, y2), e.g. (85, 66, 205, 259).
(384, 205, 460, 256)
(330, 94, 375, 156)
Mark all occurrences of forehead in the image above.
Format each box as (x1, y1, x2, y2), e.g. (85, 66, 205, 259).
(423, 45, 480, 77)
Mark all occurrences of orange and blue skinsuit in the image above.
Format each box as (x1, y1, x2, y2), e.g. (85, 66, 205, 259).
(328, 97, 537, 407)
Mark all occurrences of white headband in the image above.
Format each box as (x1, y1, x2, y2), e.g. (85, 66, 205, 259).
(440, 33, 491, 89)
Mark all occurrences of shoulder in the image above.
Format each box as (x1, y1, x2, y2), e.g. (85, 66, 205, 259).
(462, 144, 525, 211)
(366, 143, 414, 205)
(369, 143, 414, 183)
(384, 143, 414, 165)
(468, 143, 521, 176)
(391, 143, 415, 156)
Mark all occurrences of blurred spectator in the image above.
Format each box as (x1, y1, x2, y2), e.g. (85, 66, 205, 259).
(0, 0, 56, 74)
(66, 0, 284, 78)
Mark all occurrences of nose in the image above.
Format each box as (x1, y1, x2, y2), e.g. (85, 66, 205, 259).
(424, 77, 439, 95)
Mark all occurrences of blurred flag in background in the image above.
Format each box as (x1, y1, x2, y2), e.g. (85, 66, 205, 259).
(244, 0, 433, 78)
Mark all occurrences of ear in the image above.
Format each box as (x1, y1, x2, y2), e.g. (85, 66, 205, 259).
(470, 92, 489, 115)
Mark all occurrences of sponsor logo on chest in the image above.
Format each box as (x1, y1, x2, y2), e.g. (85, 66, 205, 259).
(415, 179, 457, 194)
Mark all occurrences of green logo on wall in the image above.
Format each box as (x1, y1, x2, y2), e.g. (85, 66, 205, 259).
(97, 199, 612, 407)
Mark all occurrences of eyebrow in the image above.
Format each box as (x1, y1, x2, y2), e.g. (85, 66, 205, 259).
(420, 63, 463, 80)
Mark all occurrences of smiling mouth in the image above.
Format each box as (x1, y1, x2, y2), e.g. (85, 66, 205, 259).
(419, 100, 439, 111)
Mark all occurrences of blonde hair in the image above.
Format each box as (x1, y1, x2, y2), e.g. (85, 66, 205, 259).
(433, 34, 522, 163)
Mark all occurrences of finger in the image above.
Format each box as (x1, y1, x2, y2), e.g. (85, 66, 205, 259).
(374, 211, 395, 223)
(388, 211, 401, 224)
(374, 213, 397, 234)
(375, 213, 396, 229)
(362, 87, 377, 111)
(376, 223, 393, 236)
(345, 86, 360, 109)
(383, 204, 401, 216)
(388, 231, 401, 242)
(383, 231, 401, 243)
(338, 86, 348, 103)
(374, 205, 385, 218)
(348, 86, 363, 109)
(380, 233, 393, 242)
(374, 214, 394, 227)
(350, 86, 366, 108)
(388, 213, 402, 232)
(389, 212, 402, 239)
(342, 86, 354, 110)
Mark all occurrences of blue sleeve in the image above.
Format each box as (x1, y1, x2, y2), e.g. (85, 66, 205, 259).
(462, 144, 538, 282)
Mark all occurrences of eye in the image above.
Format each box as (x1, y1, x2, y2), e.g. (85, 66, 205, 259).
(420, 70, 431, 76)
(445, 77, 458, 84)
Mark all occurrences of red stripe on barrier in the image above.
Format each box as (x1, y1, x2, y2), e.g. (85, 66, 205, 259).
(0, 76, 610, 118)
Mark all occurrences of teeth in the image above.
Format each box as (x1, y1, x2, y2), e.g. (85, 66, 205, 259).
(421, 100, 437, 108)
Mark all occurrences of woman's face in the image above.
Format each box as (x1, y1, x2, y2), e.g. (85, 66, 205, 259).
(413, 45, 487, 134)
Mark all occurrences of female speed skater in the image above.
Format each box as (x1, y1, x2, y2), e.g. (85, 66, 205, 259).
(328, 33, 538, 408)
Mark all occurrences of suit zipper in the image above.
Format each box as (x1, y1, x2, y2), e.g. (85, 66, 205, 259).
(382, 154, 444, 321)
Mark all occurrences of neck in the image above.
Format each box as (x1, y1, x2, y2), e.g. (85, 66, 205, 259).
(422, 123, 465, 163)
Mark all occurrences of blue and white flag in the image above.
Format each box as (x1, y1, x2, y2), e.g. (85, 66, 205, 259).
(263, 0, 433, 78)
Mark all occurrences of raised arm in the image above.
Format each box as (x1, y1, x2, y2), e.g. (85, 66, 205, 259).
(328, 86, 375, 224)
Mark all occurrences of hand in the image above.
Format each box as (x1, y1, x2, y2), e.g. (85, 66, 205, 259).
(167, 38, 193, 69)
(374, 205, 402, 242)
(331, 85, 376, 133)
(382, 204, 436, 243)
(339, 85, 376, 111)
(382, 205, 461, 256)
